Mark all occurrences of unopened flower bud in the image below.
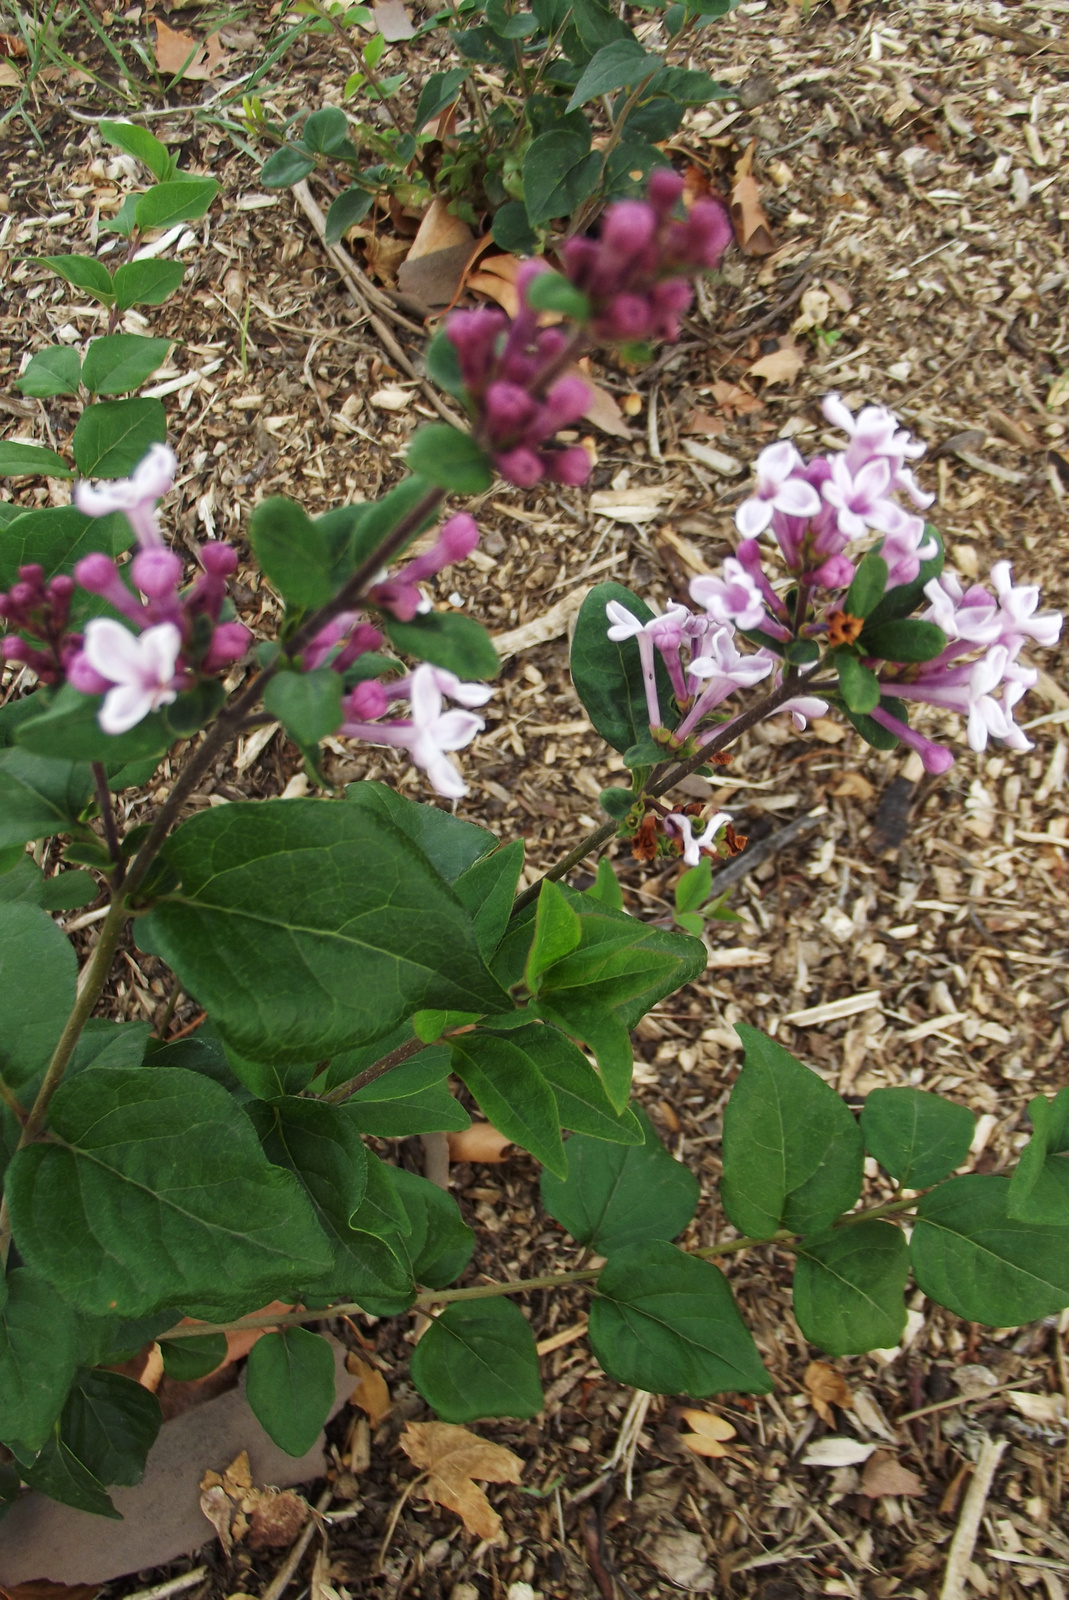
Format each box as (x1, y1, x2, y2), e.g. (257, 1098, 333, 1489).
(680, 199, 733, 268)
(445, 307, 508, 389)
(495, 447, 544, 488)
(599, 292, 652, 341)
(545, 446, 592, 486)
(347, 679, 389, 721)
(812, 554, 855, 590)
(1, 636, 30, 663)
(601, 200, 657, 261)
(75, 553, 121, 594)
(517, 258, 550, 306)
(50, 575, 74, 601)
(647, 166, 685, 215)
(438, 513, 480, 564)
(201, 621, 250, 671)
(132, 547, 183, 599)
(19, 565, 45, 587)
(66, 650, 113, 694)
(539, 375, 592, 433)
(484, 381, 538, 442)
(200, 542, 239, 576)
(560, 237, 599, 288)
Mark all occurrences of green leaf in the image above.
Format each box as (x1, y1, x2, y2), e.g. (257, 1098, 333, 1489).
(159, 1332, 228, 1381)
(864, 527, 944, 628)
(16, 346, 82, 399)
(261, 147, 318, 187)
(99, 119, 173, 180)
(414, 67, 469, 131)
(451, 1028, 566, 1177)
(911, 1174, 1069, 1324)
(844, 552, 888, 620)
(14, 681, 180, 765)
(382, 610, 499, 678)
(411, 1298, 542, 1422)
(343, 1045, 470, 1137)
(570, 583, 678, 753)
(0, 505, 132, 586)
(406, 424, 492, 493)
(143, 800, 507, 1063)
(522, 128, 602, 227)
(72, 397, 167, 478)
(0, 1269, 79, 1453)
(31, 254, 114, 303)
(675, 859, 711, 915)
(60, 1368, 161, 1486)
(534, 995, 632, 1108)
(0, 748, 93, 849)
(784, 638, 820, 669)
(843, 694, 910, 754)
(643, 64, 730, 101)
(263, 669, 343, 745)
(425, 329, 468, 401)
(81, 333, 173, 397)
(0, 441, 72, 478)
(793, 1221, 909, 1357)
(325, 185, 375, 245)
(860, 618, 947, 664)
(526, 879, 582, 989)
(541, 1105, 696, 1250)
(522, 1022, 643, 1144)
(245, 1328, 336, 1457)
(345, 781, 495, 882)
(599, 785, 635, 822)
(566, 39, 656, 111)
(721, 1026, 864, 1240)
(860, 1087, 974, 1189)
(22, 1436, 119, 1518)
(453, 841, 525, 960)
(589, 1242, 771, 1395)
(0, 902, 77, 1089)
(835, 652, 880, 715)
(39, 869, 97, 911)
(112, 258, 187, 311)
(0, 854, 44, 905)
(1008, 1090, 1069, 1225)
(390, 1165, 474, 1287)
(491, 201, 538, 255)
(105, 194, 140, 239)
(586, 857, 623, 911)
(302, 106, 352, 154)
(134, 178, 220, 231)
(6, 1066, 332, 1316)
(486, 0, 539, 35)
(602, 136, 669, 200)
(69, 1018, 151, 1075)
(524, 271, 590, 321)
(250, 496, 333, 611)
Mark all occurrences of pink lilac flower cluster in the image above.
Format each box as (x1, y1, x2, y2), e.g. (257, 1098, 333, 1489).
(0, 567, 77, 684)
(444, 169, 732, 490)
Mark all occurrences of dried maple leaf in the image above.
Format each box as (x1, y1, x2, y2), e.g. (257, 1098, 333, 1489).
(804, 1361, 854, 1426)
(153, 19, 228, 80)
(677, 1408, 736, 1458)
(399, 1421, 524, 1540)
(860, 1450, 925, 1498)
(729, 143, 775, 256)
(346, 1352, 392, 1426)
(748, 339, 806, 387)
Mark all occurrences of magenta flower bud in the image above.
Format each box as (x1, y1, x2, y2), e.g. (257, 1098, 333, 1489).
(539, 375, 592, 433)
(370, 578, 422, 622)
(535, 327, 568, 363)
(445, 307, 507, 389)
(545, 446, 592, 486)
(18, 564, 45, 587)
(201, 542, 238, 577)
(1, 636, 30, 663)
(50, 574, 74, 601)
(647, 166, 685, 216)
(8, 582, 38, 610)
(601, 200, 657, 261)
(495, 447, 544, 488)
(75, 553, 121, 593)
(484, 381, 539, 443)
(517, 258, 550, 306)
(347, 679, 389, 721)
(201, 621, 250, 671)
(438, 513, 480, 564)
(812, 554, 854, 590)
(560, 236, 599, 288)
(682, 199, 733, 268)
(132, 547, 183, 599)
(598, 292, 652, 341)
(66, 649, 113, 694)
(334, 622, 384, 672)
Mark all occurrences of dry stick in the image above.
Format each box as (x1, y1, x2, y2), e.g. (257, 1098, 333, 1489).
(261, 1484, 334, 1600)
(939, 1435, 1007, 1600)
(91, 760, 123, 871)
(290, 181, 468, 429)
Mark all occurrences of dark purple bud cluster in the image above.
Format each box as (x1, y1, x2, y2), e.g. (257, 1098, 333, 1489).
(0, 565, 78, 682)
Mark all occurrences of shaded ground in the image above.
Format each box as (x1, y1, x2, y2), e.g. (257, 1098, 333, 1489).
(1, 0, 1069, 1593)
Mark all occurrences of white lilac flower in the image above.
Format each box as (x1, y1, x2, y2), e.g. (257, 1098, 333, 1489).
(73, 443, 177, 550)
(990, 561, 1063, 651)
(665, 811, 733, 867)
(734, 440, 821, 538)
(83, 618, 182, 734)
(690, 559, 768, 631)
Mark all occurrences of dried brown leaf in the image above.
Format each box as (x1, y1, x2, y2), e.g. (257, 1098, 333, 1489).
(405, 198, 472, 263)
(646, 1531, 716, 1591)
(581, 379, 632, 439)
(730, 143, 775, 256)
(830, 772, 877, 801)
(152, 19, 227, 80)
(447, 1122, 515, 1163)
(804, 1361, 854, 1426)
(364, 234, 410, 285)
(371, 0, 415, 40)
(346, 1353, 392, 1426)
(748, 339, 805, 386)
(859, 1451, 925, 1498)
(678, 1409, 736, 1457)
(199, 1485, 234, 1555)
(399, 1422, 523, 1541)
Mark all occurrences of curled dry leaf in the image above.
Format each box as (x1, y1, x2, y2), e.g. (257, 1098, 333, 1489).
(153, 19, 228, 81)
(447, 1122, 515, 1163)
(677, 1408, 736, 1458)
(467, 254, 522, 318)
(801, 1437, 876, 1468)
(199, 1450, 308, 1551)
(805, 1362, 855, 1424)
(1008, 1391, 1067, 1427)
(859, 1450, 925, 1499)
(829, 771, 877, 801)
(399, 1422, 524, 1541)
(346, 1352, 393, 1427)
(729, 142, 775, 257)
(748, 339, 806, 386)
(199, 1484, 234, 1556)
(645, 1530, 716, 1592)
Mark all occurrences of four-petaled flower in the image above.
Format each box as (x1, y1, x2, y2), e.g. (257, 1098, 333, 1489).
(73, 443, 177, 550)
(83, 618, 182, 734)
(665, 811, 733, 867)
(405, 664, 486, 798)
(734, 441, 821, 538)
(691, 559, 768, 631)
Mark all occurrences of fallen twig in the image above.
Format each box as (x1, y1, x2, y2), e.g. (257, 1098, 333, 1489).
(940, 1435, 1006, 1600)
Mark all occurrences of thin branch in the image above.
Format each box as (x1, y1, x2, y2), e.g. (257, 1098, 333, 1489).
(91, 761, 123, 875)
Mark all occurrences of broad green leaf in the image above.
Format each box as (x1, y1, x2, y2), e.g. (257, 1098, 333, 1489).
(302, 106, 352, 153)
(112, 258, 187, 310)
(325, 185, 374, 245)
(14, 681, 183, 765)
(643, 64, 730, 100)
(861, 618, 947, 664)
(525, 271, 590, 321)
(245, 1328, 336, 1456)
(249, 496, 333, 610)
(589, 1242, 771, 1396)
(39, 869, 97, 911)
(390, 1165, 474, 1288)
(143, 800, 507, 1062)
(0, 748, 93, 848)
(793, 1221, 909, 1357)
(16, 346, 82, 399)
(81, 333, 173, 396)
(228, 1052, 322, 1101)
(526, 879, 582, 989)
(570, 582, 678, 752)
(486, 0, 538, 36)
(835, 651, 880, 715)
(843, 693, 910, 754)
(675, 859, 711, 915)
(453, 841, 525, 960)
(491, 201, 538, 255)
(342, 1044, 470, 1137)
(721, 1026, 864, 1240)
(99, 120, 173, 180)
(0, 505, 132, 586)
(566, 38, 656, 110)
(0, 441, 72, 478)
(0, 854, 44, 905)
(72, 397, 167, 478)
(864, 527, 945, 628)
(31, 254, 114, 302)
(134, 178, 220, 231)
(22, 1436, 118, 1518)
(0, 902, 77, 1088)
(912, 1175, 1069, 1324)
(61, 1368, 161, 1486)
(411, 1299, 542, 1422)
(541, 1105, 696, 1251)
(520, 1022, 643, 1144)
(523, 128, 601, 227)
(534, 994, 632, 1108)
(6, 1066, 332, 1316)
(69, 1018, 151, 1076)
(1008, 1090, 1069, 1225)
(263, 668, 343, 745)
(0, 1269, 79, 1453)
(425, 329, 468, 402)
(406, 424, 493, 493)
(451, 1029, 566, 1177)
(159, 1332, 228, 1381)
(586, 857, 623, 911)
(414, 67, 470, 130)
(860, 1087, 974, 1189)
(261, 147, 317, 187)
(844, 552, 887, 619)
(345, 780, 496, 882)
(570, 0, 631, 52)
(382, 611, 499, 678)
